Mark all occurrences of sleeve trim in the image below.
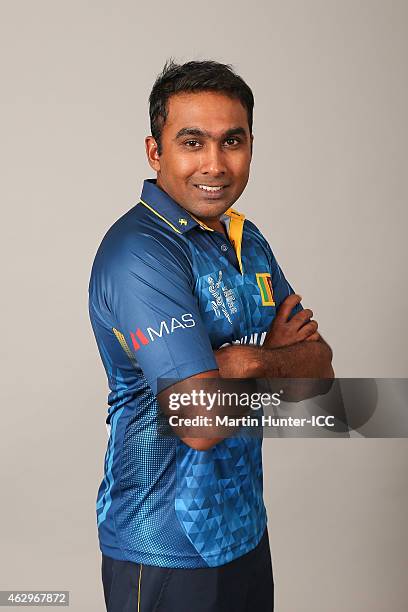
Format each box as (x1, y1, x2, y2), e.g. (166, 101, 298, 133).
(151, 357, 219, 395)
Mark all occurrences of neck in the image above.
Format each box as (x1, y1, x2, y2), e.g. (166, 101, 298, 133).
(208, 219, 228, 236)
(192, 214, 227, 236)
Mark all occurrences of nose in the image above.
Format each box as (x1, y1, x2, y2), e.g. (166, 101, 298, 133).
(199, 142, 227, 177)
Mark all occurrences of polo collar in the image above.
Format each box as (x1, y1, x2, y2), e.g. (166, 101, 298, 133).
(139, 178, 245, 235)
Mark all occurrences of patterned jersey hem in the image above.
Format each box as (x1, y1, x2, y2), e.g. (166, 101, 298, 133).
(99, 520, 267, 569)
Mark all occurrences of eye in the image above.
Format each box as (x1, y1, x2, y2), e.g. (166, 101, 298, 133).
(184, 139, 202, 147)
(224, 137, 241, 146)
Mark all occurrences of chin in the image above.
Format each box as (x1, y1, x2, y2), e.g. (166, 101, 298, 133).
(193, 203, 229, 217)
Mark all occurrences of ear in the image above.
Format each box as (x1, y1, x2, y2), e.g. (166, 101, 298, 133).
(250, 133, 254, 158)
(145, 136, 161, 172)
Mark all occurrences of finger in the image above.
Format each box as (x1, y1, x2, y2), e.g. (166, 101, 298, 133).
(290, 308, 313, 330)
(298, 320, 319, 341)
(305, 332, 320, 342)
(275, 294, 302, 323)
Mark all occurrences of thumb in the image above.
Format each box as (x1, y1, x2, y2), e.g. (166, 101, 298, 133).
(275, 294, 302, 323)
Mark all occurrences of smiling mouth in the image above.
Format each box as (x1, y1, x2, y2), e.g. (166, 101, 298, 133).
(194, 184, 229, 193)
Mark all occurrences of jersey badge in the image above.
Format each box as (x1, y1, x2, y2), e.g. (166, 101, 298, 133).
(256, 273, 275, 306)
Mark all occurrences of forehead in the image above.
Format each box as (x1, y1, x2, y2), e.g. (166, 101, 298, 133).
(164, 91, 249, 135)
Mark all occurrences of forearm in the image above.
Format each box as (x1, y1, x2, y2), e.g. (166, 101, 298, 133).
(215, 339, 334, 379)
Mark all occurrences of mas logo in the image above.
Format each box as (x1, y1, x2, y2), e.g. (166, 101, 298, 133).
(112, 313, 196, 357)
(256, 273, 275, 306)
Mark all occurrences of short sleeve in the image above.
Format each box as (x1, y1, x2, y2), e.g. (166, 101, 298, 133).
(89, 233, 218, 394)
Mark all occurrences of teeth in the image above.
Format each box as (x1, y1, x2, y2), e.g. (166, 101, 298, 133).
(197, 184, 223, 192)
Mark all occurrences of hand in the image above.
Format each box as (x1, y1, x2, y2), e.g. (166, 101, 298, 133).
(263, 294, 320, 349)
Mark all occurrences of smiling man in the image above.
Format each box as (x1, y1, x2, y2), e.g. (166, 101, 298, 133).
(147, 91, 251, 234)
(89, 59, 334, 612)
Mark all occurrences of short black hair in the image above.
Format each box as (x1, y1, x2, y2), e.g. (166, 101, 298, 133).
(149, 59, 254, 154)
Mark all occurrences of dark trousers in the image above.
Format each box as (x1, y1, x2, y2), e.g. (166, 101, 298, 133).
(102, 527, 274, 611)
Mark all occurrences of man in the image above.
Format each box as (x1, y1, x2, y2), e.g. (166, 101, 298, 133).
(89, 59, 334, 612)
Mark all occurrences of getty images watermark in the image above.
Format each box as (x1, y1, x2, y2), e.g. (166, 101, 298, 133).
(167, 389, 335, 429)
(158, 379, 408, 438)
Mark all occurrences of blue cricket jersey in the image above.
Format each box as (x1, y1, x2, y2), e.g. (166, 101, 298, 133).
(88, 178, 301, 568)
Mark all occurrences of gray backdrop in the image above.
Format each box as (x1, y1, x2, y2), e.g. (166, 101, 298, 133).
(1, 1, 407, 610)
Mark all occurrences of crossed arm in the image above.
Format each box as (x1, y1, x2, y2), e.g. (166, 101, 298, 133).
(214, 294, 334, 379)
(158, 294, 334, 450)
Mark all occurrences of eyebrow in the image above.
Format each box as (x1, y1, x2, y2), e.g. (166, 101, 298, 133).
(174, 126, 247, 141)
